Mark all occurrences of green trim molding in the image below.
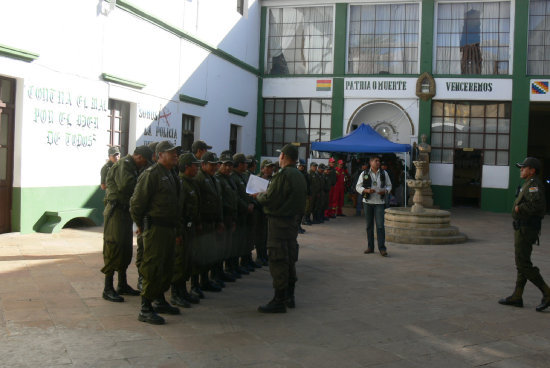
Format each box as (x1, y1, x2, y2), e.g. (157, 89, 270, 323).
(0, 43, 39, 62)
(228, 107, 248, 117)
(431, 185, 452, 210)
(179, 94, 208, 106)
(417, 0, 435, 139)
(329, 4, 347, 139)
(116, 0, 259, 76)
(12, 185, 104, 234)
(480, 188, 509, 213)
(101, 73, 146, 89)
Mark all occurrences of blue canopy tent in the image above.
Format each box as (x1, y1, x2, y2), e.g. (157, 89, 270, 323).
(311, 123, 412, 206)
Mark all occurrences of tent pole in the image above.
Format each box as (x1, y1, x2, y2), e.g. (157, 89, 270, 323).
(404, 152, 407, 208)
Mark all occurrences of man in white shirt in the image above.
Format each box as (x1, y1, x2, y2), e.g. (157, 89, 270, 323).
(356, 156, 392, 257)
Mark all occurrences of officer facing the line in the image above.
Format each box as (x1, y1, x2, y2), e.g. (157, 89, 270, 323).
(499, 157, 550, 312)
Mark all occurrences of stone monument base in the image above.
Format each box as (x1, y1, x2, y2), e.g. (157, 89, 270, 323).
(385, 207, 467, 245)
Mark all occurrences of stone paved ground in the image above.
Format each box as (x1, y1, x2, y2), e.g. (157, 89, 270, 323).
(1, 208, 550, 368)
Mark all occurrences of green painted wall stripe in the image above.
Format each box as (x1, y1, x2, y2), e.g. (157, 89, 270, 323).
(179, 94, 208, 106)
(14, 186, 104, 234)
(116, 0, 259, 76)
(431, 185, 452, 209)
(0, 43, 39, 62)
(333, 4, 348, 76)
(256, 6, 267, 158)
(509, 1, 531, 206)
(228, 107, 248, 117)
(481, 188, 509, 212)
(418, 0, 435, 139)
(331, 78, 345, 139)
(101, 73, 146, 89)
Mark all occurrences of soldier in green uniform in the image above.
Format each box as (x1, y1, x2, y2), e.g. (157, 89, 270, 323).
(216, 152, 239, 283)
(308, 163, 322, 224)
(247, 155, 264, 268)
(322, 164, 332, 222)
(135, 142, 159, 292)
(100, 146, 120, 191)
(231, 153, 256, 273)
(193, 151, 224, 295)
(192, 140, 212, 160)
(256, 144, 306, 313)
(499, 157, 550, 312)
(102, 146, 152, 302)
(170, 153, 202, 308)
(255, 159, 275, 266)
(130, 141, 182, 325)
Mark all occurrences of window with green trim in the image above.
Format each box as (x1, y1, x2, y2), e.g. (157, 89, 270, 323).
(528, 0, 550, 74)
(267, 6, 334, 75)
(348, 3, 420, 74)
(434, 1, 511, 75)
(262, 98, 331, 156)
(430, 101, 511, 165)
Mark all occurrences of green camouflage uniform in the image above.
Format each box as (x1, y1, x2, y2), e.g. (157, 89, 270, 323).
(230, 170, 251, 257)
(102, 155, 139, 276)
(257, 165, 306, 291)
(130, 163, 181, 301)
(308, 169, 322, 221)
(100, 161, 114, 188)
(216, 171, 239, 259)
(511, 176, 547, 297)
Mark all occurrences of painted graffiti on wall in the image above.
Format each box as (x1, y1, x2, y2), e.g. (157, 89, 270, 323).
(138, 104, 179, 146)
(26, 85, 108, 149)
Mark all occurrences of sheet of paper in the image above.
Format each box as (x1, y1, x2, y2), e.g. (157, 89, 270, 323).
(246, 175, 269, 194)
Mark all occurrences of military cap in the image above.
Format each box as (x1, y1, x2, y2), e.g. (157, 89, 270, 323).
(219, 152, 234, 164)
(156, 141, 181, 154)
(298, 158, 306, 166)
(261, 159, 275, 169)
(178, 153, 201, 171)
(233, 153, 251, 164)
(246, 154, 257, 164)
(516, 157, 541, 173)
(276, 144, 299, 161)
(108, 146, 120, 156)
(318, 163, 326, 169)
(202, 151, 220, 163)
(147, 142, 159, 152)
(133, 146, 154, 163)
(310, 162, 318, 167)
(191, 140, 212, 152)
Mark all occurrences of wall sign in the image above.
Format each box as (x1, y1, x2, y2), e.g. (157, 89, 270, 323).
(434, 78, 512, 101)
(344, 78, 417, 98)
(137, 100, 180, 147)
(530, 80, 550, 101)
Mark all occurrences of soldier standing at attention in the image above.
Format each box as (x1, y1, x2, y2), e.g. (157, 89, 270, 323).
(170, 153, 202, 308)
(100, 146, 120, 190)
(130, 141, 182, 325)
(298, 159, 311, 228)
(102, 146, 152, 302)
(499, 157, 550, 312)
(308, 163, 322, 224)
(256, 144, 306, 313)
(255, 159, 275, 266)
(192, 140, 212, 160)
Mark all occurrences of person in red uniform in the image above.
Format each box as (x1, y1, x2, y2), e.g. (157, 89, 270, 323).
(333, 159, 348, 216)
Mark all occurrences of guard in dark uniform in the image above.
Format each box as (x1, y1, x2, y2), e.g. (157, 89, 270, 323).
(308, 163, 322, 224)
(170, 153, 202, 308)
(255, 160, 275, 265)
(100, 146, 120, 191)
(499, 157, 550, 312)
(102, 146, 152, 302)
(130, 141, 182, 325)
(256, 144, 306, 313)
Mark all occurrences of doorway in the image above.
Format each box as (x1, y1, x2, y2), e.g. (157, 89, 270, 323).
(0, 76, 15, 233)
(452, 149, 482, 207)
(528, 103, 550, 211)
(181, 114, 195, 152)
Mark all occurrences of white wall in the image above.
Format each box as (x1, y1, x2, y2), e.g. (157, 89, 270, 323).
(0, 0, 260, 188)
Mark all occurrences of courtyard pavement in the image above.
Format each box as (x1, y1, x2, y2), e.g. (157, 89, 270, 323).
(1, 207, 550, 368)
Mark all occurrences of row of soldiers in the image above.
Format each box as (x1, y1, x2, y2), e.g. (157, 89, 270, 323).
(298, 160, 342, 226)
(100, 140, 284, 324)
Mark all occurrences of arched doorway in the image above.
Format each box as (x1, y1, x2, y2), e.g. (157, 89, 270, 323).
(347, 101, 414, 144)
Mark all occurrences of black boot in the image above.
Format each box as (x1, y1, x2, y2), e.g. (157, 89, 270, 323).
(532, 274, 550, 312)
(116, 271, 140, 296)
(102, 274, 124, 302)
(138, 296, 165, 325)
(137, 274, 143, 292)
(286, 284, 296, 309)
(191, 275, 205, 299)
(170, 284, 191, 308)
(181, 284, 200, 304)
(258, 289, 287, 313)
(152, 295, 180, 315)
(498, 281, 525, 308)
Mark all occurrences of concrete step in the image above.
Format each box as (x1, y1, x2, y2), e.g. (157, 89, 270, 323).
(386, 225, 461, 237)
(386, 232, 468, 245)
(385, 220, 450, 229)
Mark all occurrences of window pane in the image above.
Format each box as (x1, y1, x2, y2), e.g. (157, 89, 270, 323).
(455, 133, 468, 148)
(284, 129, 296, 142)
(310, 114, 320, 129)
(498, 118, 510, 133)
(297, 129, 308, 142)
(484, 150, 496, 165)
(274, 128, 283, 142)
(311, 100, 321, 113)
(442, 149, 453, 163)
(264, 114, 273, 128)
(0, 114, 7, 146)
(486, 118, 497, 133)
(432, 132, 442, 147)
(432, 117, 443, 132)
(496, 150, 509, 165)
(485, 134, 497, 149)
(321, 114, 331, 129)
(471, 133, 483, 149)
(432, 148, 442, 162)
(0, 80, 12, 103)
(497, 134, 509, 149)
(285, 114, 297, 128)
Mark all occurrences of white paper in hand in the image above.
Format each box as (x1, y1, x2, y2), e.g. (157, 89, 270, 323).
(246, 175, 269, 194)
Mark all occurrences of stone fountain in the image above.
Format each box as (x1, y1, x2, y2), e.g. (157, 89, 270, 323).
(385, 161, 467, 245)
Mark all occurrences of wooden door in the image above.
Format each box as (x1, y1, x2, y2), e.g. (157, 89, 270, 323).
(0, 77, 15, 233)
